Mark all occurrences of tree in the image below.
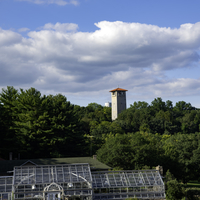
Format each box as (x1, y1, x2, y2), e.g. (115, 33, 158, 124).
(163, 134, 200, 183)
(117, 105, 152, 133)
(89, 120, 124, 154)
(97, 133, 133, 169)
(0, 104, 7, 157)
(151, 97, 166, 112)
(0, 86, 19, 159)
(174, 101, 195, 112)
(165, 170, 175, 182)
(45, 94, 85, 157)
(0, 87, 86, 159)
(130, 101, 149, 109)
(166, 100, 173, 110)
(97, 132, 163, 170)
(11, 88, 48, 158)
(166, 179, 184, 200)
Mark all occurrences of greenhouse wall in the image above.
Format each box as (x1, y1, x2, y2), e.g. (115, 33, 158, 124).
(0, 164, 165, 200)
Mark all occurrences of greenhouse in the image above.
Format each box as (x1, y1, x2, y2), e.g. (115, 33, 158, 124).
(92, 170, 165, 200)
(0, 163, 165, 200)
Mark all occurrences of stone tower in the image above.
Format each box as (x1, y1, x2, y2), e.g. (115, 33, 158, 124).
(109, 88, 128, 120)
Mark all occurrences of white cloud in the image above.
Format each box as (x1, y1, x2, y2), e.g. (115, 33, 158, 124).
(0, 21, 200, 106)
(16, 0, 79, 6)
(18, 27, 30, 32)
(0, 28, 22, 46)
(42, 23, 78, 32)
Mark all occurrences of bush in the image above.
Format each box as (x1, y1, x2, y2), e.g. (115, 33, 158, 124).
(166, 179, 184, 200)
(185, 188, 200, 200)
(165, 169, 175, 182)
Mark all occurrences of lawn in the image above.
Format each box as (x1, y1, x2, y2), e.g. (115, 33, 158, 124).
(186, 181, 200, 188)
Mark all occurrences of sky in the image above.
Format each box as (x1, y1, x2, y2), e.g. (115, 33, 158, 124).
(0, 0, 200, 108)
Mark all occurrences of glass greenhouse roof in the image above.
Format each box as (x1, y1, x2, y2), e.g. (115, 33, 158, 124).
(13, 163, 92, 186)
(0, 163, 165, 200)
(92, 170, 164, 188)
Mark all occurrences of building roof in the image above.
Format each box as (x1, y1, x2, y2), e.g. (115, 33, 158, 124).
(13, 163, 92, 185)
(0, 157, 111, 175)
(109, 88, 128, 92)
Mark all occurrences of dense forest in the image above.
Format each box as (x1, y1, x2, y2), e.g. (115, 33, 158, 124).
(1, 86, 200, 184)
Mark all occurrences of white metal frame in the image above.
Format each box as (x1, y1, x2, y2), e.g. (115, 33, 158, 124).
(92, 170, 165, 199)
(0, 164, 165, 200)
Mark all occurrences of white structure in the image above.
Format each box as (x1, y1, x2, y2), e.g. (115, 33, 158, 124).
(0, 166, 165, 200)
(109, 87, 128, 120)
(105, 102, 111, 107)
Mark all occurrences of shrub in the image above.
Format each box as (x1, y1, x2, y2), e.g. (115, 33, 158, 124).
(166, 179, 184, 200)
(185, 188, 200, 200)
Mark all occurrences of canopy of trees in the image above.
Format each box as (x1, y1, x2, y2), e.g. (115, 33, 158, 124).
(117, 98, 199, 135)
(0, 87, 86, 159)
(1, 86, 200, 184)
(97, 132, 200, 184)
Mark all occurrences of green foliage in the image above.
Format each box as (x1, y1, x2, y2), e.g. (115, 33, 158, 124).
(130, 101, 149, 109)
(163, 133, 200, 183)
(97, 132, 163, 170)
(118, 98, 200, 135)
(0, 87, 86, 159)
(80, 103, 113, 155)
(166, 179, 185, 200)
(1, 85, 200, 186)
(187, 181, 200, 188)
(165, 170, 175, 182)
(174, 101, 195, 112)
(185, 188, 200, 200)
(97, 131, 200, 184)
(0, 86, 19, 158)
(151, 97, 167, 112)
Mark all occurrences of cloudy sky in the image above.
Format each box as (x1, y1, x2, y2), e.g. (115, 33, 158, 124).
(0, 0, 200, 107)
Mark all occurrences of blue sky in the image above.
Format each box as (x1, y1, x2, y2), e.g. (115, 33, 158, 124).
(0, 0, 200, 108)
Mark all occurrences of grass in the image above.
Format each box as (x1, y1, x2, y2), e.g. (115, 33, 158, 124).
(186, 180, 200, 188)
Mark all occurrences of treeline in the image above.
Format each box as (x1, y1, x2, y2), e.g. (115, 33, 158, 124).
(97, 132, 200, 184)
(96, 98, 200, 184)
(117, 98, 200, 135)
(1, 86, 200, 184)
(0, 86, 111, 159)
(0, 87, 85, 159)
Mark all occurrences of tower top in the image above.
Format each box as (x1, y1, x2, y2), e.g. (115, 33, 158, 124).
(109, 87, 128, 92)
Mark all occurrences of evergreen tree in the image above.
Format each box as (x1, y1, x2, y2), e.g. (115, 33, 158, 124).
(0, 86, 18, 159)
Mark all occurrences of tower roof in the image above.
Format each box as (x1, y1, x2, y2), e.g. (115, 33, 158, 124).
(109, 87, 128, 92)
